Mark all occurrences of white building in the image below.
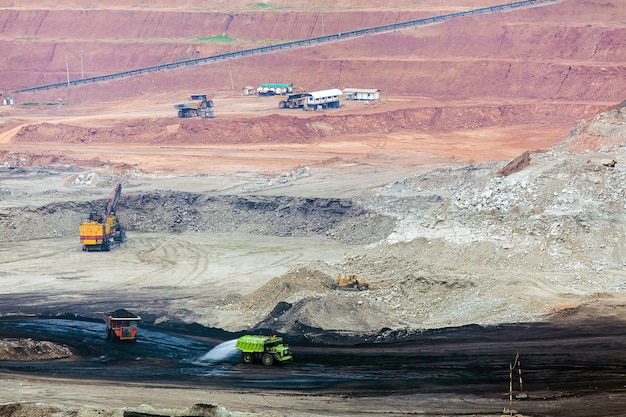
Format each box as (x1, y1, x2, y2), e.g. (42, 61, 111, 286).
(305, 88, 343, 108)
(342, 88, 380, 101)
(242, 86, 256, 96)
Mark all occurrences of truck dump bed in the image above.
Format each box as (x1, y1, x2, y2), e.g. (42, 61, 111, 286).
(235, 335, 282, 353)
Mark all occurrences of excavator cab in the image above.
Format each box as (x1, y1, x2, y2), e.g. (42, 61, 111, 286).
(88, 211, 103, 223)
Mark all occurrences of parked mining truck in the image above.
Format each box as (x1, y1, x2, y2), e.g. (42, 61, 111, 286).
(279, 93, 308, 109)
(279, 88, 342, 111)
(174, 94, 214, 118)
(79, 183, 126, 251)
(103, 309, 141, 342)
(235, 335, 292, 366)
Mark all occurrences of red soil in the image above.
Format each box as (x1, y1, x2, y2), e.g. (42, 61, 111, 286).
(0, 0, 624, 174)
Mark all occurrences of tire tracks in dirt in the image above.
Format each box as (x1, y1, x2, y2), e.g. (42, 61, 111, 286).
(0, 124, 24, 144)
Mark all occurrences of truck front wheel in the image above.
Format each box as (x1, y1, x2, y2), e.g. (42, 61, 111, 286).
(242, 353, 253, 364)
(261, 353, 274, 366)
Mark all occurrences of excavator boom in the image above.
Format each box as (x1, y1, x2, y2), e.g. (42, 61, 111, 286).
(105, 183, 122, 217)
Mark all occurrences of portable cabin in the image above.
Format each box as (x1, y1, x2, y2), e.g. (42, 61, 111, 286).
(342, 88, 380, 101)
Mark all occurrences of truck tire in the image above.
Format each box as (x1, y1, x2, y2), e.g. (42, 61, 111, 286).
(242, 353, 253, 364)
(261, 353, 274, 366)
(279, 101, 286, 109)
(207, 100, 214, 108)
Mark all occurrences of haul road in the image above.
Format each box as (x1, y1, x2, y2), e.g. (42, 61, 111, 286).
(0, 316, 624, 402)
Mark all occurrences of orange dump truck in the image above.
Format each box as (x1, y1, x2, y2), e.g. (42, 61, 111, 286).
(103, 309, 141, 341)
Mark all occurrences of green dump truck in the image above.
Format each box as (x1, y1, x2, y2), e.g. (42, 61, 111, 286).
(235, 335, 292, 366)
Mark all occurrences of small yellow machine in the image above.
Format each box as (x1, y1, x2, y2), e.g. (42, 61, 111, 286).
(332, 273, 369, 291)
(79, 183, 126, 251)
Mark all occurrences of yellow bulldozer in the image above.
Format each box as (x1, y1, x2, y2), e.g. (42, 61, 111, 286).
(332, 273, 369, 291)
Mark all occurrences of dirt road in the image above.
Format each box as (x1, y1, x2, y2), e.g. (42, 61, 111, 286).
(1, 314, 625, 417)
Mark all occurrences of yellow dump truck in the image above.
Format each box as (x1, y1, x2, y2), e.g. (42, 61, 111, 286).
(174, 94, 214, 118)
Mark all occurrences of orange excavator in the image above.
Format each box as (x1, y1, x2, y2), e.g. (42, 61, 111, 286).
(79, 183, 126, 251)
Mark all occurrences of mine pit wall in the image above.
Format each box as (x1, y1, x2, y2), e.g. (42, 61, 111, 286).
(3, 0, 625, 103)
(4, 178, 626, 272)
(0, 192, 395, 245)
